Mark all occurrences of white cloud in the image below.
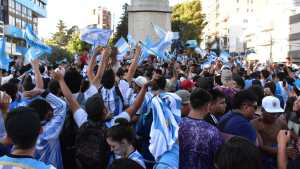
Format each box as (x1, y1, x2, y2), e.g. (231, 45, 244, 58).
(38, 0, 183, 38)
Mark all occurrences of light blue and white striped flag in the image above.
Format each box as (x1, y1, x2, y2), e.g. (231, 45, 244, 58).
(149, 92, 181, 160)
(140, 31, 178, 61)
(153, 24, 167, 40)
(127, 33, 137, 49)
(220, 51, 230, 63)
(115, 37, 129, 61)
(0, 38, 10, 71)
(24, 25, 52, 54)
(24, 47, 46, 64)
(80, 27, 112, 47)
(138, 36, 153, 65)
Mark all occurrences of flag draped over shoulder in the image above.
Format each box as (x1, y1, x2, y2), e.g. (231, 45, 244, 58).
(0, 38, 10, 71)
(149, 92, 182, 160)
(80, 27, 112, 47)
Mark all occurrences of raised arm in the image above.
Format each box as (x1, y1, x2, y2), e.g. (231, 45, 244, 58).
(125, 46, 141, 84)
(93, 48, 111, 88)
(31, 59, 44, 89)
(87, 53, 97, 85)
(53, 70, 80, 113)
(125, 82, 148, 118)
(277, 130, 290, 169)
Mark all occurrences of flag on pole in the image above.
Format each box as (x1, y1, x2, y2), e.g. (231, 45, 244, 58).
(24, 47, 46, 64)
(24, 25, 52, 53)
(0, 38, 10, 71)
(138, 36, 153, 65)
(115, 37, 129, 61)
(80, 27, 112, 47)
(127, 33, 137, 49)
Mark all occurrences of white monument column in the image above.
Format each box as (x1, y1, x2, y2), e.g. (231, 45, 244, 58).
(128, 0, 171, 42)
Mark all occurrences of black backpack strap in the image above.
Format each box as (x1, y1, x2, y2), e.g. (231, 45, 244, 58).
(115, 85, 125, 107)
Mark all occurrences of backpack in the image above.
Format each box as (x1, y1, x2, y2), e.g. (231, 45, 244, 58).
(74, 121, 110, 169)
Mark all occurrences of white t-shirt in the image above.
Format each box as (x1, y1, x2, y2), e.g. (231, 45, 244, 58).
(73, 108, 130, 128)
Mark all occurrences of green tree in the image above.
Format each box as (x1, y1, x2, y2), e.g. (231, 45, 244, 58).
(171, 0, 207, 43)
(52, 20, 68, 46)
(111, 3, 128, 45)
(66, 32, 91, 55)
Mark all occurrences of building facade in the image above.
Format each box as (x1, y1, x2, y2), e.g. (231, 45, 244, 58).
(128, 0, 171, 42)
(0, 0, 47, 56)
(201, 0, 300, 63)
(289, 13, 300, 63)
(87, 6, 112, 29)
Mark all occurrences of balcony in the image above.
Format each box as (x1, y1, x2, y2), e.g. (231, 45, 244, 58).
(15, 0, 47, 17)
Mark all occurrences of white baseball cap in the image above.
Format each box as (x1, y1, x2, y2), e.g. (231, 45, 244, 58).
(262, 96, 284, 113)
(133, 76, 147, 88)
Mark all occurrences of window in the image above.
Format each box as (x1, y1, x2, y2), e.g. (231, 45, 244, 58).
(237, 0, 239, 3)
(22, 6, 27, 17)
(16, 2, 21, 15)
(9, 15, 15, 26)
(9, 0, 15, 8)
(27, 9, 32, 18)
(21, 20, 26, 29)
(15, 17, 21, 28)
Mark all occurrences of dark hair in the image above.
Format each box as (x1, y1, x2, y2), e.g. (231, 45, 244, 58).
(107, 158, 144, 169)
(0, 82, 18, 101)
(210, 89, 225, 102)
(233, 75, 245, 89)
(64, 68, 82, 93)
(28, 99, 53, 121)
(214, 137, 262, 169)
(248, 86, 264, 106)
(22, 75, 35, 91)
(106, 119, 135, 145)
(252, 80, 262, 87)
(197, 77, 214, 91)
(276, 72, 285, 81)
(48, 79, 60, 96)
(285, 96, 297, 120)
(261, 70, 270, 79)
(85, 94, 106, 122)
(190, 88, 212, 110)
(80, 80, 90, 93)
(5, 107, 41, 149)
(151, 76, 166, 91)
(233, 90, 257, 109)
(102, 69, 116, 89)
(264, 81, 276, 95)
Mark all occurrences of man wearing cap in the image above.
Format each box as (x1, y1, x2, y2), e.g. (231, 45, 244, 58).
(125, 76, 150, 116)
(252, 96, 290, 169)
(175, 90, 190, 117)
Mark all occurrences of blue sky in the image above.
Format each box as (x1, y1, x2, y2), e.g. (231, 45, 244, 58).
(38, 0, 183, 38)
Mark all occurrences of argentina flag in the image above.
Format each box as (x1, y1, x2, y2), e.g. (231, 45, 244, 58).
(127, 33, 137, 49)
(24, 47, 46, 64)
(138, 36, 153, 65)
(80, 27, 112, 47)
(24, 25, 52, 54)
(115, 37, 129, 61)
(0, 38, 10, 71)
(149, 92, 182, 160)
(153, 24, 167, 40)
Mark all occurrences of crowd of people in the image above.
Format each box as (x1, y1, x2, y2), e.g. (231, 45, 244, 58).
(0, 45, 299, 169)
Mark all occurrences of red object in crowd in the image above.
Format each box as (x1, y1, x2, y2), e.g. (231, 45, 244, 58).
(80, 54, 88, 65)
(180, 80, 195, 90)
